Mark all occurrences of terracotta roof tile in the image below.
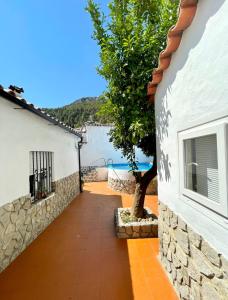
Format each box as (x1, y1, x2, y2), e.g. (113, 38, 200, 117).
(148, 0, 198, 102)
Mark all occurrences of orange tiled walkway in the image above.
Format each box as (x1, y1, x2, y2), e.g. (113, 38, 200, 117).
(0, 182, 178, 300)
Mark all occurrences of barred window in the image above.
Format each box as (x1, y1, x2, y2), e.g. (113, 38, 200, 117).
(29, 151, 54, 203)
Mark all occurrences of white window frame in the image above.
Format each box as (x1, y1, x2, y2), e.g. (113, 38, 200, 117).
(179, 123, 228, 218)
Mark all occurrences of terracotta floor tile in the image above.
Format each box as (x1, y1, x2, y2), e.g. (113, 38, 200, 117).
(72, 283, 101, 300)
(0, 182, 178, 300)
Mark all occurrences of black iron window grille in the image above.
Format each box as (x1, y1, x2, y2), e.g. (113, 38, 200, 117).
(29, 151, 54, 203)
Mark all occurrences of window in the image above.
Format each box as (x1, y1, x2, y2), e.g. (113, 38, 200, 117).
(179, 123, 228, 217)
(29, 151, 54, 203)
(184, 134, 219, 202)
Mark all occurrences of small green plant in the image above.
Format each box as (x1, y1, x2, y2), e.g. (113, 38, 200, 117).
(37, 177, 47, 199)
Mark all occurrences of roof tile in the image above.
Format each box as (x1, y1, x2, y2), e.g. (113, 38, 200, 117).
(148, 0, 198, 102)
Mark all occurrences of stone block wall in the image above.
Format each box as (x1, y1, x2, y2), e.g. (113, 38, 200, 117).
(115, 207, 158, 239)
(81, 166, 98, 182)
(108, 176, 158, 195)
(159, 201, 228, 300)
(146, 176, 158, 195)
(108, 177, 136, 194)
(0, 172, 80, 273)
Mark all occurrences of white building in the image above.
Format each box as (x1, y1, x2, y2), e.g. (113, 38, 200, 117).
(0, 85, 81, 272)
(148, 0, 228, 298)
(79, 123, 151, 182)
(80, 123, 151, 167)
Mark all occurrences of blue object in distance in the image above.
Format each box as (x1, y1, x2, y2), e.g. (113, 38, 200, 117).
(108, 163, 152, 172)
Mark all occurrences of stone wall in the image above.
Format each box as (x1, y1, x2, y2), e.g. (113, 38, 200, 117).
(108, 176, 158, 195)
(146, 177, 158, 195)
(81, 166, 98, 182)
(108, 177, 135, 194)
(0, 172, 80, 273)
(159, 201, 228, 300)
(115, 207, 158, 239)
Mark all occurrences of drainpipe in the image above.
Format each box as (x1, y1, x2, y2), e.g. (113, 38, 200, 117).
(77, 137, 83, 193)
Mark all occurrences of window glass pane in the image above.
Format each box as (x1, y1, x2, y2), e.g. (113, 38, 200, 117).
(184, 134, 219, 203)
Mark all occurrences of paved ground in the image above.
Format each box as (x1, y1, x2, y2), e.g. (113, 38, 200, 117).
(0, 182, 178, 300)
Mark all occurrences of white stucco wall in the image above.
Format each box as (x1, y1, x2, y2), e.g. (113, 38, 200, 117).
(0, 97, 80, 206)
(81, 125, 151, 167)
(155, 0, 228, 258)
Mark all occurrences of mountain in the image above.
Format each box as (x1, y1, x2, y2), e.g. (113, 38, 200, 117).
(44, 97, 111, 128)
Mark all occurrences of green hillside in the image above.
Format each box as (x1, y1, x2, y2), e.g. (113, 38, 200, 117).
(44, 97, 111, 128)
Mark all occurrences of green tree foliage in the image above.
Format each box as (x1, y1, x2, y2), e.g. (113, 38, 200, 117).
(87, 0, 179, 217)
(44, 97, 113, 128)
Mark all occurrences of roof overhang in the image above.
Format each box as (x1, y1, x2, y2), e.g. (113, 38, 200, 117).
(147, 0, 198, 102)
(0, 86, 82, 139)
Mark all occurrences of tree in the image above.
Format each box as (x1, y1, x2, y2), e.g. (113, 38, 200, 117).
(44, 96, 113, 128)
(87, 0, 178, 218)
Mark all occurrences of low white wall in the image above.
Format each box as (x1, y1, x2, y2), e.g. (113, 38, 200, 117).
(108, 168, 135, 181)
(155, 0, 228, 258)
(0, 97, 80, 206)
(96, 167, 108, 181)
(81, 125, 151, 166)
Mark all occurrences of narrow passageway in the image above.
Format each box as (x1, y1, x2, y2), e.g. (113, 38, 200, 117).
(0, 182, 178, 300)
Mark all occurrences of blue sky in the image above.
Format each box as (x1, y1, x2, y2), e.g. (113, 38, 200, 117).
(0, 0, 108, 108)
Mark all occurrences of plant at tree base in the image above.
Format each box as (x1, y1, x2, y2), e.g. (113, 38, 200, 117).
(87, 0, 178, 218)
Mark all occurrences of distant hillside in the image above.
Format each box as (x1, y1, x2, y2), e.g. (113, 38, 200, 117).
(44, 97, 111, 128)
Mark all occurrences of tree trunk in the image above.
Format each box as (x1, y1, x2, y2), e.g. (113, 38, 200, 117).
(131, 179, 148, 218)
(131, 156, 157, 218)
